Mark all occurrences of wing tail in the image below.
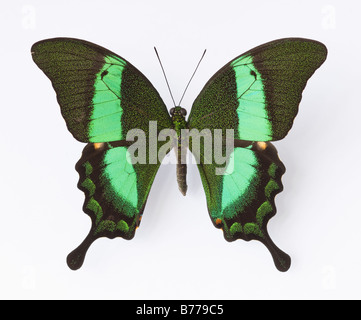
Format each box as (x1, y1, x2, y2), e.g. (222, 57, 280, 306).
(67, 232, 97, 271)
(261, 230, 291, 272)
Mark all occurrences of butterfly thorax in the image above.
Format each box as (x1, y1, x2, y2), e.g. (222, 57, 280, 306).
(170, 107, 188, 196)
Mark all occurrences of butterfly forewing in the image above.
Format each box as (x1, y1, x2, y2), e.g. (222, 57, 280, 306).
(188, 38, 328, 141)
(31, 38, 172, 143)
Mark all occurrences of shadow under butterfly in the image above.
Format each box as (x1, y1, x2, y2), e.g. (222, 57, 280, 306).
(31, 38, 327, 271)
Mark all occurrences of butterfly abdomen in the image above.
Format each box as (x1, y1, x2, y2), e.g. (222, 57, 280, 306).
(177, 142, 188, 196)
(170, 107, 188, 196)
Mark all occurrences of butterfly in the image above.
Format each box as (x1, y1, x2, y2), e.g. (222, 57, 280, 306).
(31, 38, 327, 271)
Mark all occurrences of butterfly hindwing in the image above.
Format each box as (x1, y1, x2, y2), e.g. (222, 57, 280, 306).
(68, 140, 167, 270)
(194, 140, 289, 271)
(188, 38, 328, 141)
(31, 38, 172, 143)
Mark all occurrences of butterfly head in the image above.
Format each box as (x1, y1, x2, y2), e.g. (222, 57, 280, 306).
(170, 106, 187, 119)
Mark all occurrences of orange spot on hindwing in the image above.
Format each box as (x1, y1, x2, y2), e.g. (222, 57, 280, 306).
(94, 143, 104, 150)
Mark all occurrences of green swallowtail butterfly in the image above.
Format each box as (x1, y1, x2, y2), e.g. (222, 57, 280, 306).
(31, 38, 327, 272)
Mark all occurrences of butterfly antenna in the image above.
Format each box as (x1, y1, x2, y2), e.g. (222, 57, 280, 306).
(154, 47, 176, 107)
(178, 49, 207, 106)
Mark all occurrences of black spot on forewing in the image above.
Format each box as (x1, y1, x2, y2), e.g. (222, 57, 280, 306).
(101, 70, 109, 80)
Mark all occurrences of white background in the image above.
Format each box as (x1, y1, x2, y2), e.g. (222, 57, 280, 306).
(0, 0, 360, 300)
